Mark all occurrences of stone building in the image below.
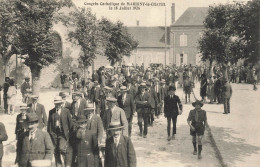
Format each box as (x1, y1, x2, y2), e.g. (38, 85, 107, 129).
(170, 7, 208, 66)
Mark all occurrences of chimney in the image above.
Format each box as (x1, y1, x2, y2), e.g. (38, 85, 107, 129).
(171, 3, 175, 24)
(136, 20, 139, 26)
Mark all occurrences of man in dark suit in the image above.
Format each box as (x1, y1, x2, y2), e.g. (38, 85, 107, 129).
(222, 78, 232, 114)
(104, 122, 136, 167)
(135, 83, 151, 138)
(3, 77, 10, 114)
(84, 103, 104, 167)
(126, 79, 137, 99)
(20, 77, 31, 103)
(18, 113, 53, 167)
(59, 92, 71, 110)
(117, 86, 135, 137)
(60, 71, 67, 89)
(146, 82, 158, 127)
(0, 122, 8, 167)
(153, 78, 162, 117)
(47, 96, 73, 166)
(27, 95, 47, 130)
(164, 86, 183, 141)
(90, 81, 102, 115)
(71, 91, 87, 121)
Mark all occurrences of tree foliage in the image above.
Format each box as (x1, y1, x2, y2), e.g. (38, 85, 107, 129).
(68, 8, 103, 68)
(100, 18, 138, 65)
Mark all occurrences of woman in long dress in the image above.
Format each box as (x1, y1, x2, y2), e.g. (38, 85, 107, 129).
(7, 79, 17, 115)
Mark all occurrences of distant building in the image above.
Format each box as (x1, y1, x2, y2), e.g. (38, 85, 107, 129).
(171, 7, 208, 66)
(125, 26, 170, 68)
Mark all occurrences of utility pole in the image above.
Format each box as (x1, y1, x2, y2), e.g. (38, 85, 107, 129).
(164, 6, 167, 68)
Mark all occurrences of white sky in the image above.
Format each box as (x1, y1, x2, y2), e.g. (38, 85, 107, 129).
(72, 0, 250, 26)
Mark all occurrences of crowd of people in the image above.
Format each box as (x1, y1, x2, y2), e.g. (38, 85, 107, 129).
(0, 63, 258, 167)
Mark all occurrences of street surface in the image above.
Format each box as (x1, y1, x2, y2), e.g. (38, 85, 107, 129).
(0, 83, 259, 167)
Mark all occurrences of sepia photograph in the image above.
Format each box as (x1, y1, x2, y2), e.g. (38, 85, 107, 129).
(0, 0, 259, 166)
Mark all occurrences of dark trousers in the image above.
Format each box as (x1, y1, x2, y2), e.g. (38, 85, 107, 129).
(137, 112, 149, 135)
(53, 135, 72, 167)
(223, 98, 230, 113)
(127, 117, 133, 136)
(77, 154, 95, 167)
(167, 115, 178, 137)
(61, 83, 65, 89)
(3, 97, 8, 113)
(148, 108, 154, 125)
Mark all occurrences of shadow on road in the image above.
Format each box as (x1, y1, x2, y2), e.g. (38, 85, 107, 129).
(209, 126, 260, 166)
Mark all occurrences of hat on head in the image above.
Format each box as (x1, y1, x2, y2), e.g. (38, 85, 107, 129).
(106, 97, 117, 102)
(25, 77, 30, 80)
(140, 82, 146, 88)
(169, 86, 176, 91)
(20, 103, 29, 110)
(94, 81, 98, 83)
(73, 91, 82, 96)
(104, 86, 112, 90)
(107, 121, 124, 131)
(146, 82, 151, 86)
(54, 96, 63, 104)
(30, 95, 39, 99)
(120, 86, 127, 92)
(160, 79, 166, 84)
(84, 103, 95, 111)
(27, 113, 39, 123)
(192, 100, 204, 107)
(59, 92, 68, 98)
(76, 115, 88, 123)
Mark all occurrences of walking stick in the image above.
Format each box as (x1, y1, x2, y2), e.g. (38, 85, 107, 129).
(191, 87, 198, 101)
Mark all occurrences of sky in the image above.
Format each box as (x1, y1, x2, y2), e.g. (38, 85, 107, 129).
(72, 0, 250, 26)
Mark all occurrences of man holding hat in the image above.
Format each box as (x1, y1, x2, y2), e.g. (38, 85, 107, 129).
(117, 86, 135, 137)
(47, 96, 73, 166)
(28, 95, 47, 130)
(187, 100, 207, 159)
(103, 97, 128, 137)
(18, 113, 53, 167)
(15, 104, 29, 164)
(74, 115, 98, 167)
(21, 77, 31, 103)
(164, 86, 183, 141)
(104, 121, 136, 167)
(135, 83, 151, 138)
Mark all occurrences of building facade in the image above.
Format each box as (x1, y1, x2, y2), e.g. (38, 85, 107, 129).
(171, 7, 208, 66)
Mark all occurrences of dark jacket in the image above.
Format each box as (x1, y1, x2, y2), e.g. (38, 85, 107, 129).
(71, 98, 87, 120)
(222, 82, 232, 99)
(27, 103, 47, 129)
(117, 94, 135, 119)
(18, 129, 53, 166)
(47, 107, 73, 142)
(20, 82, 31, 95)
(164, 95, 182, 117)
(135, 92, 151, 114)
(105, 135, 136, 167)
(87, 115, 104, 143)
(0, 122, 8, 157)
(15, 113, 29, 138)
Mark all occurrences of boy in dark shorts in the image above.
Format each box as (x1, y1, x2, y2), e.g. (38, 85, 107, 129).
(187, 100, 207, 159)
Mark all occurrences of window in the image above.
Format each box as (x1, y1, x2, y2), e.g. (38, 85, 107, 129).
(180, 33, 187, 46)
(180, 53, 184, 64)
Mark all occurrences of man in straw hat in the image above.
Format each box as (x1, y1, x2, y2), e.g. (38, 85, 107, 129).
(104, 121, 136, 167)
(103, 97, 128, 137)
(18, 113, 53, 167)
(84, 103, 104, 167)
(28, 95, 47, 130)
(15, 104, 29, 164)
(117, 86, 135, 137)
(187, 100, 207, 159)
(47, 96, 73, 167)
(135, 83, 151, 138)
(74, 115, 98, 167)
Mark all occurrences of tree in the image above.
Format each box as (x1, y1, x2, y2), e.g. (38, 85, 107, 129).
(100, 18, 138, 66)
(14, 0, 71, 94)
(68, 8, 104, 79)
(199, 4, 243, 79)
(0, 0, 20, 78)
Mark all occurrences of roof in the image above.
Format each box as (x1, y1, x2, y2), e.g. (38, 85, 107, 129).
(126, 27, 170, 48)
(173, 7, 208, 26)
